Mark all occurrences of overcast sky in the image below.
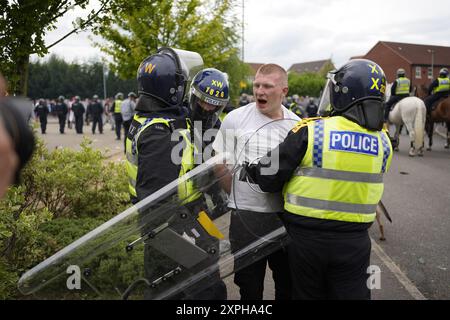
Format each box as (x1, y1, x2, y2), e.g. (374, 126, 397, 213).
(37, 0, 450, 70)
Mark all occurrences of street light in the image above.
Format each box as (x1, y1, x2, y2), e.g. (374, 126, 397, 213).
(427, 49, 435, 79)
(102, 63, 108, 100)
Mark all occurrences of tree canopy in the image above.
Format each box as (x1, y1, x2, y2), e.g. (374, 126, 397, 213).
(27, 55, 136, 100)
(93, 0, 248, 102)
(0, 0, 109, 95)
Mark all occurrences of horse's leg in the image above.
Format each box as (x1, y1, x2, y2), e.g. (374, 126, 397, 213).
(446, 122, 450, 149)
(404, 120, 416, 157)
(394, 125, 401, 152)
(426, 120, 434, 151)
(376, 210, 386, 241)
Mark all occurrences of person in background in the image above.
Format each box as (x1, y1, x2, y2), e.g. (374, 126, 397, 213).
(121, 92, 137, 151)
(71, 96, 85, 134)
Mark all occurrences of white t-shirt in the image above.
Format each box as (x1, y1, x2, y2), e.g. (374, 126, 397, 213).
(213, 102, 300, 213)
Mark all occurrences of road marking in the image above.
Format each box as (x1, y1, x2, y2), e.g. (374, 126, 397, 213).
(371, 238, 427, 300)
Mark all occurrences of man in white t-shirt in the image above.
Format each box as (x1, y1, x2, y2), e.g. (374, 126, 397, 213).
(213, 64, 299, 300)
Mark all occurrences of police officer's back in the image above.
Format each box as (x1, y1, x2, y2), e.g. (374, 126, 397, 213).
(385, 68, 411, 121)
(55, 96, 68, 134)
(34, 99, 49, 134)
(425, 68, 450, 114)
(71, 96, 85, 134)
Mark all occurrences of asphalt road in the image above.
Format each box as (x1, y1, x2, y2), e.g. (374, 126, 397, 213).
(370, 125, 450, 299)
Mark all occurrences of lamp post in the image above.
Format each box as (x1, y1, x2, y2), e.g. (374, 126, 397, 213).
(428, 49, 435, 79)
(102, 63, 108, 100)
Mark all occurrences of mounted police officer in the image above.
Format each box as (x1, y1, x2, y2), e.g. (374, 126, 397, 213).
(425, 67, 450, 116)
(243, 59, 393, 299)
(385, 68, 411, 121)
(125, 47, 227, 300)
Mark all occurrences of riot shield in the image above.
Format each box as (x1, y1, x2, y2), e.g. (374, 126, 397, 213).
(18, 153, 290, 300)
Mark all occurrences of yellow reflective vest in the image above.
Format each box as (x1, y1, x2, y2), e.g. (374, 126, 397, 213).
(283, 116, 393, 223)
(125, 115, 201, 204)
(114, 100, 123, 113)
(395, 77, 410, 95)
(433, 77, 450, 94)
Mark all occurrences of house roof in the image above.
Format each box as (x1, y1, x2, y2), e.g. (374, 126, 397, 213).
(373, 41, 450, 66)
(288, 59, 333, 74)
(246, 63, 265, 75)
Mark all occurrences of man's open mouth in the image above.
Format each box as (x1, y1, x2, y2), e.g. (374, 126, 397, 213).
(257, 98, 267, 105)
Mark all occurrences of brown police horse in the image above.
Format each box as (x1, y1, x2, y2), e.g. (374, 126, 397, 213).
(417, 85, 450, 150)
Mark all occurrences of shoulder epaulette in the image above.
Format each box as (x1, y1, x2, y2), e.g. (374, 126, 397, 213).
(291, 117, 325, 133)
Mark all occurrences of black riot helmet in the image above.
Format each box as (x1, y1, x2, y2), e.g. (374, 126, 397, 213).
(189, 68, 229, 130)
(137, 47, 188, 108)
(318, 59, 387, 131)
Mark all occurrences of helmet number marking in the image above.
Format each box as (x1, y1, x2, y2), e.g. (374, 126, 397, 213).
(205, 87, 225, 98)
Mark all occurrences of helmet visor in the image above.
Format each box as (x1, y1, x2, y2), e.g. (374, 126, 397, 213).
(191, 91, 225, 130)
(317, 73, 336, 116)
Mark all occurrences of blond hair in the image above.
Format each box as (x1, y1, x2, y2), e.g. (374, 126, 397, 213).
(256, 64, 288, 87)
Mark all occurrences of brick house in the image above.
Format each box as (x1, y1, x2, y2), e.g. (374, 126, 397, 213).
(357, 41, 450, 89)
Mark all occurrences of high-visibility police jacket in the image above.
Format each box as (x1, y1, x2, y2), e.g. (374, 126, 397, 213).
(114, 100, 123, 113)
(433, 77, 450, 94)
(282, 116, 393, 223)
(125, 115, 201, 204)
(395, 77, 410, 95)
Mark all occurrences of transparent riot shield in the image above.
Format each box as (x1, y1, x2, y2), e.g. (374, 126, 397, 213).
(18, 151, 290, 300)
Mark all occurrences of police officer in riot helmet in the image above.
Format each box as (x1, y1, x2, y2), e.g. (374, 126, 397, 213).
(243, 59, 393, 299)
(125, 47, 226, 300)
(189, 68, 229, 139)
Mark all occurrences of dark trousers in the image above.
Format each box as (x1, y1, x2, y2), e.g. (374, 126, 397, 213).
(424, 93, 449, 113)
(229, 209, 292, 300)
(123, 119, 132, 151)
(58, 114, 66, 133)
(114, 113, 123, 139)
(92, 116, 103, 134)
(39, 117, 47, 134)
(74, 115, 84, 134)
(282, 219, 371, 300)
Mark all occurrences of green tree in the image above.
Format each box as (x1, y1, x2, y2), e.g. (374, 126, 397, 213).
(288, 72, 327, 97)
(93, 0, 248, 102)
(0, 0, 110, 95)
(27, 55, 137, 99)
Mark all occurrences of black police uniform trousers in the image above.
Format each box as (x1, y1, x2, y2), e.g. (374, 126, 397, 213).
(39, 115, 47, 134)
(114, 113, 123, 140)
(281, 216, 371, 300)
(92, 115, 103, 134)
(385, 95, 408, 121)
(424, 92, 449, 114)
(74, 114, 84, 134)
(229, 209, 292, 300)
(58, 114, 66, 133)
